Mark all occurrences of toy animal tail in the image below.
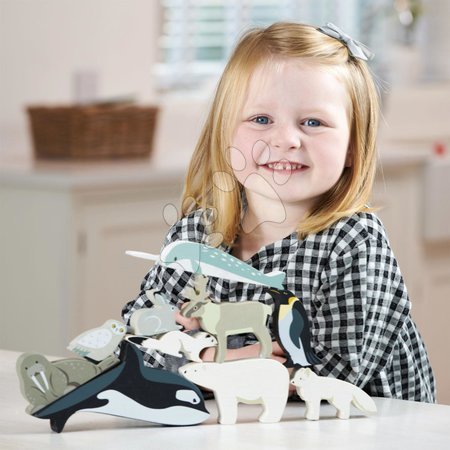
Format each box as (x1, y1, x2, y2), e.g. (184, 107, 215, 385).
(306, 349, 322, 366)
(125, 335, 147, 346)
(288, 351, 322, 368)
(265, 271, 286, 290)
(50, 415, 70, 433)
(351, 389, 377, 415)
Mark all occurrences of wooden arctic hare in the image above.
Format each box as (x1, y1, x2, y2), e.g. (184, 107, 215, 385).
(181, 275, 272, 363)
(129, 289, 181, 336)
(291, 368, 377, 420)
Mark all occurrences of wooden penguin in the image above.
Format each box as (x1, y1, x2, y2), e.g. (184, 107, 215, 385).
(266, 287, 321, 367)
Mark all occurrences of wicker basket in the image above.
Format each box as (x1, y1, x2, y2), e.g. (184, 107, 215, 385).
(27, 104, 159, 159)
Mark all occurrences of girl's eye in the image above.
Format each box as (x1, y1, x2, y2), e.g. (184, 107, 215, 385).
(252, 116, 270, 125)
(302, 118, 322, 127)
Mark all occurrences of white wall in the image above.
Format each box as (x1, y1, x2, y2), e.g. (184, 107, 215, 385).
(0, 0, 160, 160)
(2, 0, 450, 164)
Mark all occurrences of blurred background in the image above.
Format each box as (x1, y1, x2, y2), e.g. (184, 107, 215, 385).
(1, 0, 449, 403)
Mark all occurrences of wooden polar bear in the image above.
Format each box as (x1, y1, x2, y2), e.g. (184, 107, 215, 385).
(291, 368, 377, 420)
(180, 359, 289, 425)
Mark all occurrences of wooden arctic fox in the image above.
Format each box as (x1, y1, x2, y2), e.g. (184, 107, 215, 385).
(291, 368, 377, 420)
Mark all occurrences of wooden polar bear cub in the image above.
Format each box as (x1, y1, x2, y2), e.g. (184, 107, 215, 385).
(140, 331, 217, 362)
(291, 368, 377, 420)
(180, 359, 289, 425)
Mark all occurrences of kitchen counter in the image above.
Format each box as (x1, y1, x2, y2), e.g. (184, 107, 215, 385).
(1, 349, 449, 450)
(0, 157, 186, 191)
(0, 145, 432, 190)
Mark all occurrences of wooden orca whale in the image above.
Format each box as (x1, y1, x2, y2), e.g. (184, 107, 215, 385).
(32, 340, 209, 432)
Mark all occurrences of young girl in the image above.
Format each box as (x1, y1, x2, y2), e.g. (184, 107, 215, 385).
(122, 22, 435, 402)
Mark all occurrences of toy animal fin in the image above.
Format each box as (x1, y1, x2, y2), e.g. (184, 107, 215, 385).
(50, 414, 71, 433)
(265, 271, 285, 289)
(290, 308, 305, 347)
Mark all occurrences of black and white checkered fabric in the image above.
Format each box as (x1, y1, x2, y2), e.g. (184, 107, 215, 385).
(122, 209, 436, 402)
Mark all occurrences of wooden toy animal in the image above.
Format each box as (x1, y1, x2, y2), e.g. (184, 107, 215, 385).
(126, 241, 286, 289)
(129, 289, 181, 336)
(67, 319, 126, 362)
(290, 368, 377, 420)
(266, 287, 321, 367)
(180, 359, 289, 424)
(32, 341, 210, 432)
(16, 353, 118, 414)
(181, 275, 272, 363)
(130, 331, 217, 362)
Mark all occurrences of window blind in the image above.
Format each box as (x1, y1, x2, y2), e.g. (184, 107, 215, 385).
(156, 0, 389, 90)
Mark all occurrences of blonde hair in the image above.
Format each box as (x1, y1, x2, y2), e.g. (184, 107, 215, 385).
(181, 22, 379, 244)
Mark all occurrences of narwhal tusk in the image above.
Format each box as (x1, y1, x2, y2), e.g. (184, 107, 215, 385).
(39, 370, 50, 390)
(30, 374, 46, 393)
(125, 250, 160, 261)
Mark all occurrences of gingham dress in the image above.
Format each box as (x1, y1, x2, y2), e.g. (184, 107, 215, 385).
(122, 209, 436, 402)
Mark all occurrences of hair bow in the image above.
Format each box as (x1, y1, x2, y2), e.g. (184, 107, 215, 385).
(317, 22, 374, 61)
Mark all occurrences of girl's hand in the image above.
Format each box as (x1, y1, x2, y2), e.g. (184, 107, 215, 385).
(271, 341, 297, 393)
(200, 346, 216, 362)
(175, 302, 200, 331)
(201, 341, 289, 362)
(271, 341, 286, 358)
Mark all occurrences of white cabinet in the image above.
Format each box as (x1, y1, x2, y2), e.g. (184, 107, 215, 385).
(418, 242, 450, 405)
(372, 150, 450, 405)
(0, 162, 184, 356)
(371, 154, 426, 309)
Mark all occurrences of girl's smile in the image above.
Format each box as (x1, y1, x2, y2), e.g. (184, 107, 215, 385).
(259, 161, 309, 173)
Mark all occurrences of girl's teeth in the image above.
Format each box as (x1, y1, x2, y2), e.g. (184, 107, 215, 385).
(267, 163, 302, 170)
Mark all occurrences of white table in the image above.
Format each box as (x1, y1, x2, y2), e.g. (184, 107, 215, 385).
(1, 350, 449, 449)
